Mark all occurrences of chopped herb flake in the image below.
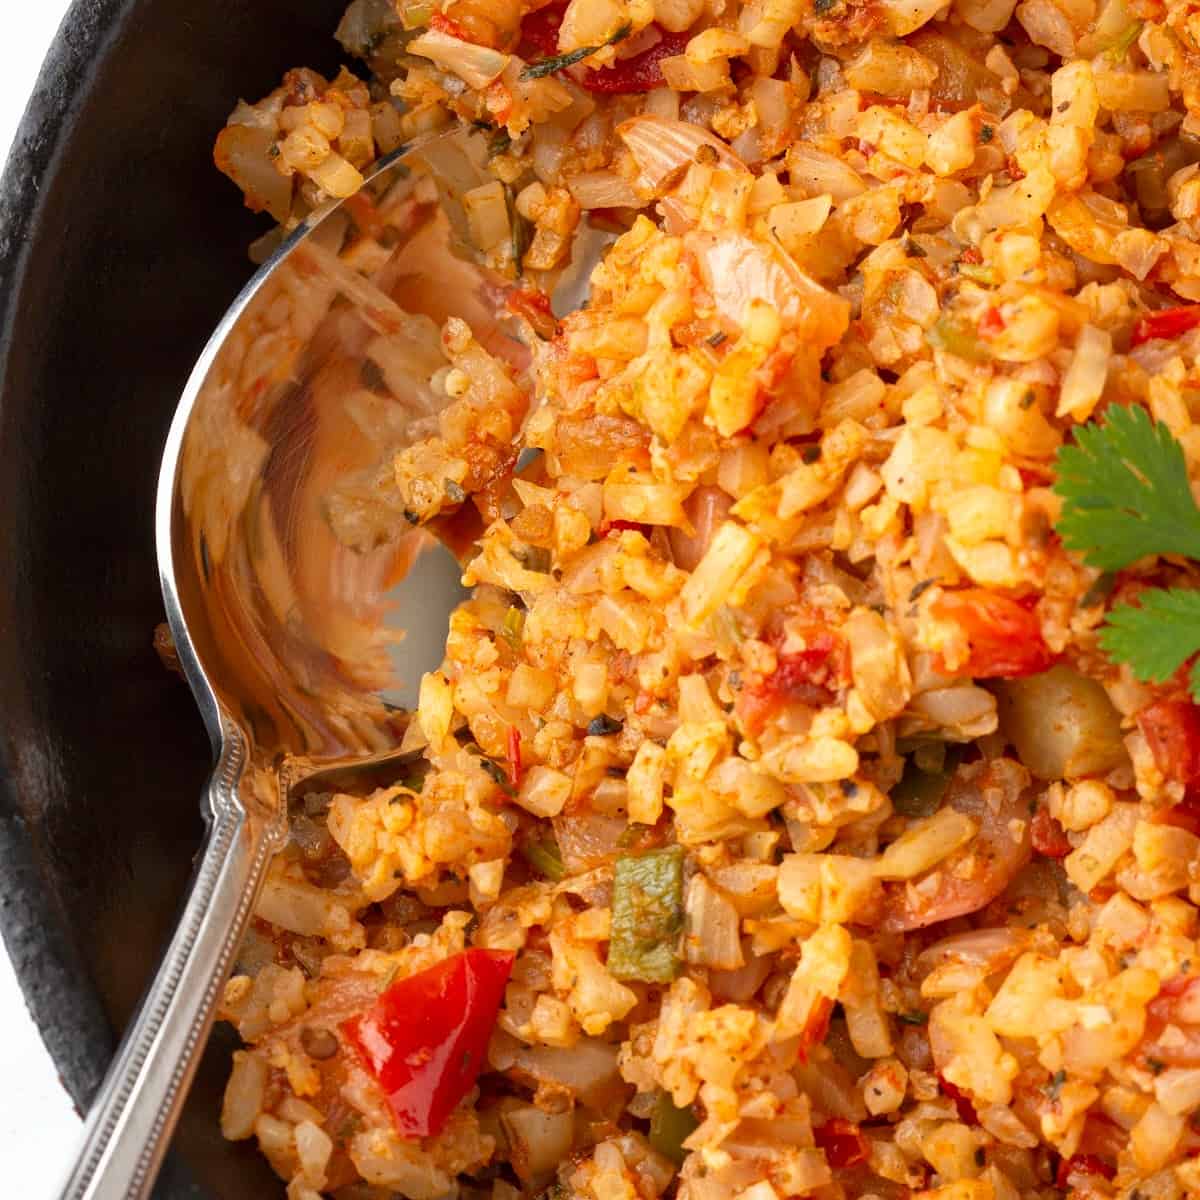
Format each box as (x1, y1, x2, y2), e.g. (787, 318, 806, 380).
(587, 713, 624, 736)
(520, 22, 632, 80)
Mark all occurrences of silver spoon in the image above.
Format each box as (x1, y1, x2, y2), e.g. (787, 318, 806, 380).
(58, 136, 600, 1199)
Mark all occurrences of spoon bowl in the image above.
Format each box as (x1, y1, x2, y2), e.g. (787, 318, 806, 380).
(57, 144, 495, 1200)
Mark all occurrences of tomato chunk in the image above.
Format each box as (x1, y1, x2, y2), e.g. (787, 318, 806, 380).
(342, 949, 514, 1138)
(517, 6, 688, 94)
(736, 628, 848, 735)
(979, 306, 1005, 336)
(507, 725, 523, 787)
(932, 589, 1055, 679)
(814, 1119, 870, 1169)
(1138, 697, 1200, 791)
(1056, 1153, 1116, 1190)
(1131, 305, 1200, 347)
(582, 31, 691, 93)
(797, 994, 834, 1064)
(938, 1076, 979, 1125)
(518, 2, 566, 56)
(429, 12, 473, 39)
(1031, 808, 1071, 858)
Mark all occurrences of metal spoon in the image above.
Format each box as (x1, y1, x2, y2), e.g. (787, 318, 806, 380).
(57, 138, 586, 1199)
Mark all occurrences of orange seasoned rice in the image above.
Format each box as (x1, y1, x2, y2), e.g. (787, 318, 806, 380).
(211, 1, 1200, 1198)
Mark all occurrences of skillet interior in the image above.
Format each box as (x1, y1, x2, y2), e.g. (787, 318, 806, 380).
(0, 1, 348, 1194)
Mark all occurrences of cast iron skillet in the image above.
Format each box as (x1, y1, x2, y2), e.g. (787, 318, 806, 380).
(0, 1, 355, 1194)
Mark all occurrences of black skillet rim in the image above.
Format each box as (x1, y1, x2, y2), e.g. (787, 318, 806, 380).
(0, 0, 132, 1114)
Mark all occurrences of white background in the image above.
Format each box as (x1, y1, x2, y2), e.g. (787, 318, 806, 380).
(0, 3, 91, 1191)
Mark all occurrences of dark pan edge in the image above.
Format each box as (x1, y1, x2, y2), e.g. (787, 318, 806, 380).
(0, 0, 129, 1115)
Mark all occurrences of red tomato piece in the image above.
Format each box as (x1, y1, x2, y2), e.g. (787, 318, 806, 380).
(597, 518, 646, 538)
(1031, 808, 1072, 858)
(736, 628, 847, 736)
(938, 1076, 979, 1126)
(979, 307, 1005, 336)
(582, 30, 691, 93)
(773, 630, 848, 695)
(1137, 698, 1200, 791)
(931, 589, 1056, 680)
(797, 995, 834, 1064)
(341, 949, 514, 1138)
(814, 1118, 870, 1169)
(1055, 1153, 1116, 1190)
(518, 2, 567, 56)
(507, 725, 523, 787)
(518, 8, 686, 94)
(1131, 305, 1200, 347)
(429, 12, 473, 39)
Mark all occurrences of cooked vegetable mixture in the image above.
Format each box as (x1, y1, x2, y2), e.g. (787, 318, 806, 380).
(214, 0, 1200, 1197)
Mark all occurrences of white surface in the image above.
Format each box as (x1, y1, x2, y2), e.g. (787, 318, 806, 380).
(0, 5, 92, 1193)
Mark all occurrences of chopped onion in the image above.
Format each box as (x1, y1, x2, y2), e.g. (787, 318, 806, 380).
(408, 29, 511, 89)
(214, 124, 292, 222)
(688, 230, 850, 346)
(617, 115, 748, 193)
(567, 170, 640, 209)
(918, 927, 1032, 972)
(709, 950, 771, 1002)
(511, 1041, 623, 1108)
(684, 874, 745, 969)
(995, 666, 1129, 780)
(501, 1103, 575, 1181)
(221, 1052, 268, 1141)
(463, 180, 512, 252)
(554, 810, 627, 869)
(786, 145, 866, 202)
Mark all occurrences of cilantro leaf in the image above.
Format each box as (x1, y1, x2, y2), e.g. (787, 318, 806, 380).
(1053, 404, 1200, 570)
(1100, 588, 1200, 700)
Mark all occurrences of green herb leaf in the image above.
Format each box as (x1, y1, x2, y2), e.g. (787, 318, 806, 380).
(487, 127, 513, 157)
(1099, 588, 1200, 701)
(1107, 20, 1143, 61)
(926, 314, 990, 362)
(649, 1092, 698, 1165)
(500, 605, 525, 652)
(958, 263, 996, 285)
(520, 22, 632, 80)
(587, 713, 624, 736)
(891, 744, 964, 818)
(521, 835, 565, 881)
(1053, 404, 1200, 570)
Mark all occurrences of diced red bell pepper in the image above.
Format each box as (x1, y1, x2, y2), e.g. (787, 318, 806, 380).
(1055, 1153, 1116, 1190)
(931, 589, 1056, 680)
(814, 1118, 870, 1169)
(582, 30, 691, 93)
(341, 949, 514, 1138)
(1031, 808, 1072, 858)
(1131, 305, 1200, 347)
(1137, 697, 1200, 792)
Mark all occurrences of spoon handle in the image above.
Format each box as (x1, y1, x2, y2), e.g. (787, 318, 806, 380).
(57, 742, 277, 1200)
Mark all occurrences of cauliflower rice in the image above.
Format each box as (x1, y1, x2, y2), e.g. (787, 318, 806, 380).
(210, 0, 1200, 1197)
